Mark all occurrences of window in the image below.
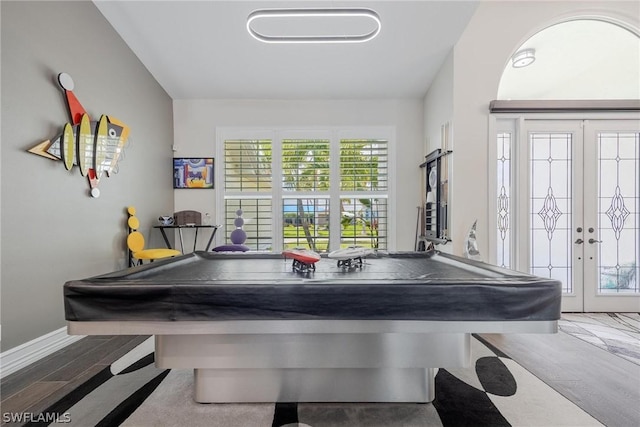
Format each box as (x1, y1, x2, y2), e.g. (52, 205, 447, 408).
(224, 138, 272, 192)
(282, 139, 330, 192)
(496, 131, 512, 269)
(338, 139, 388, 250)
(223, 138, 273, 250)
(218, 128, 392, 252)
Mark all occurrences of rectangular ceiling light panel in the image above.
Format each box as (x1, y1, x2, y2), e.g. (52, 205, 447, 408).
(247, 8, 381, 44)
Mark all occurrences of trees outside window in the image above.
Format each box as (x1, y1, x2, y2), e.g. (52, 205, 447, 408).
(219, 129, 391, 252)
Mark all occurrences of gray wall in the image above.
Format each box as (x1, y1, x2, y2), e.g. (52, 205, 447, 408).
(1, 1, 174, 351)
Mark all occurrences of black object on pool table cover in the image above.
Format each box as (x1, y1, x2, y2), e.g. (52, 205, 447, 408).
(63, 251, 561, 322)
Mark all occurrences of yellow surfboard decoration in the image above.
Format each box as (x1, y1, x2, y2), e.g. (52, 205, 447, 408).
(61, 123, 75, 170)
(78, 114, 93, 176)
(95, 115, 108, 179)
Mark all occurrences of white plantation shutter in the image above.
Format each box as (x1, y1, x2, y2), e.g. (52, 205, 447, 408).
(221, 131, 391, 252)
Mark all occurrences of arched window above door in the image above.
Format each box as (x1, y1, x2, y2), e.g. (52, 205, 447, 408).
(497, 19, 639, 100)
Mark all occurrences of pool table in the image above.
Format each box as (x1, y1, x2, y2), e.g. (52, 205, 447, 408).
(65, 250, 561, 403)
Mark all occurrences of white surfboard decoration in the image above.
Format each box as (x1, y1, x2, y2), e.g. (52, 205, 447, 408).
(328, 246, 374, 268)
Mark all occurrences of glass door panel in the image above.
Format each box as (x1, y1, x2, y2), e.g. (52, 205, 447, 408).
(496, 131, 512, 269)
(524, 121, 584, 311)
(584, 121, 640, 312)
(530, 132, 573, 291)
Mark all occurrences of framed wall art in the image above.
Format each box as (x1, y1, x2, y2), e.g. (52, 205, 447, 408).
(173, 158, 214, 189)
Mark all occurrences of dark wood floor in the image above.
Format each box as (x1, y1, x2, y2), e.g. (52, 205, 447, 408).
(1, 331, 638, 427)
(1, 335, 149, 426)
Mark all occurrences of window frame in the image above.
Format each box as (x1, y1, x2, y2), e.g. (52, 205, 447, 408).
(216, 126, 395, 252)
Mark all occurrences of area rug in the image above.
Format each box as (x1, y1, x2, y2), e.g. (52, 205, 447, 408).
(558, 312, 640, 366)
(37, 334, 602, 427)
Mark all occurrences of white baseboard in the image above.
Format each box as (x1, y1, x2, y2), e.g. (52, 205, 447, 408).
(0, 327, 85, 378)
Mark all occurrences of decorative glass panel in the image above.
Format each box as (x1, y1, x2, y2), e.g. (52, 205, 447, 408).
(224, 199, 272, 250)
(282, 139, 330, 192)
(340, 139, 388, 191)
(224, 139, 272, 191)
(339, 198, 387, 250)
(496, 132, 511, 268)
(597, 131, 639, 294)
(530, 133, 573, 293)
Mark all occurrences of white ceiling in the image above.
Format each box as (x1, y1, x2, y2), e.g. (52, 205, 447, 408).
(93, 0, 480, 100)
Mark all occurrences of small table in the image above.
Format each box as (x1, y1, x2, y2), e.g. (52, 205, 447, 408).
(154, 224, 219, 253)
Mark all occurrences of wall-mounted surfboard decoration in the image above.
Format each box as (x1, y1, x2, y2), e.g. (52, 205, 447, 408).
(27, 72, 130, 198)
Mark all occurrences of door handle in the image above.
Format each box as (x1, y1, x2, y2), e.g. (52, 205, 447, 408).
(588, 238, 602, 244)
(574, 238, 584, 244)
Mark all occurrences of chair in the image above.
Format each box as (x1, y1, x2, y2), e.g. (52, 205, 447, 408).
(127, 206, 181, 266)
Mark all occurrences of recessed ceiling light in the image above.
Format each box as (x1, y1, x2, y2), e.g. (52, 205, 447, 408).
(512, 48, 536, 68)
(247, 8, 381, 44)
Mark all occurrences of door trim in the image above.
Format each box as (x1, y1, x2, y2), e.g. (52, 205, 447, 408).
(490, 99, 640, 113)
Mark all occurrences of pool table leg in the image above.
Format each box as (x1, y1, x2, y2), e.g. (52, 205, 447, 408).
(194, 367, 436, 403)
(155, 332, 469, 403)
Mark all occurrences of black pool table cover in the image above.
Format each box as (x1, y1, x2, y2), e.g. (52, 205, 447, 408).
(64, 251, 561, 322)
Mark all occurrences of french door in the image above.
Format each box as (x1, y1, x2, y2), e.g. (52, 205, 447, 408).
(508, 119, 639, 312)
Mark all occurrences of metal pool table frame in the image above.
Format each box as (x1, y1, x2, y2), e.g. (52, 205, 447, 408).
(65, 251, 560, 403)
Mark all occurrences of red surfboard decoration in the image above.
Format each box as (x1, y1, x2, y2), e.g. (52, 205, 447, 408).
(283, 248, 321, 273)
(282, 248, 321, 264)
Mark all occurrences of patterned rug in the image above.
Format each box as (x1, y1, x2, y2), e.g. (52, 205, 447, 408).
(558, 312, 640, 366)
(38, 334, 602, 427)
